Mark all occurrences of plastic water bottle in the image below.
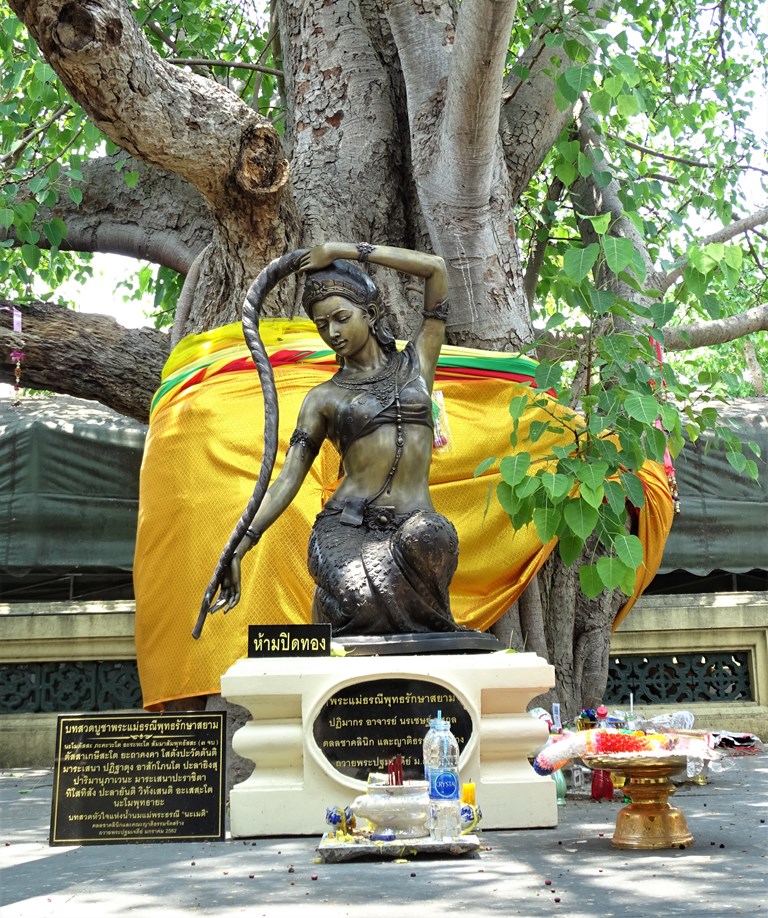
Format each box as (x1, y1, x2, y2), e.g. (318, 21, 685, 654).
(423, 714, 461, 841)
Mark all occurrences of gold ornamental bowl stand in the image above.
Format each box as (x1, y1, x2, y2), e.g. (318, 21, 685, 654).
(582, 755, 694, 850)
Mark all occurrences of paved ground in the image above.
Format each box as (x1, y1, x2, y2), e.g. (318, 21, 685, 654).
(1, 754, 766, 918)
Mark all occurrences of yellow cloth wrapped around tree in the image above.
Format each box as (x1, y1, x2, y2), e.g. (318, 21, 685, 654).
(133, 320, 673, 709)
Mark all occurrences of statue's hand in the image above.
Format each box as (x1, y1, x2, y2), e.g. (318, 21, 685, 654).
(209, 553, 242, 614)
(298, 243, 338, 273)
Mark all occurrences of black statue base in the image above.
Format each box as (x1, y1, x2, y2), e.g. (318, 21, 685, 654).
(336, 631, 504, 656)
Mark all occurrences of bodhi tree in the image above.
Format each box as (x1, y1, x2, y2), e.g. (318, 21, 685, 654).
(1, 0, 766, 717)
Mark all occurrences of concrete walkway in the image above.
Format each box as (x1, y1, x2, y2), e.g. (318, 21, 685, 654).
(1, 754, 766, 918)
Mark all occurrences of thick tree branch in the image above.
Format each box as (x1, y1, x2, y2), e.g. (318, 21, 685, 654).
(536, 305, 768, 360)
(2, 155, 212, 273)
(7, 0, 288, 208)
(0, 298, 168, 422)
(661, 207, 768, 291)
(662, 304, 768, 351)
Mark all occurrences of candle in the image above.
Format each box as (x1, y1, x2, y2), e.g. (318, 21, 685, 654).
(461, 781, 476, 805)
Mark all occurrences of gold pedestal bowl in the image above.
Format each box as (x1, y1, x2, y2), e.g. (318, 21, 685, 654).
(583, 755, 694, 850)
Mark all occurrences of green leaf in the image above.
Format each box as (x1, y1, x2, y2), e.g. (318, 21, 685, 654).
(590, 88, 612, 116)
(722, 245, 743, 270)
(124, 171, 140, 188)
(687, 244, 718, 275)
(576, 460, 610, 489)
(508, 394, 529, 421)
(596, 555, 632, 590)
(43, 216, 67, 247)
(645, 425, 668, 463)
(563, 243, 600, 282)
(649, 300, 677, 328)
(604, 479, 627, 517)
(534, 361, 562, 391)
(726, 450, 747, 473)
(682, 266, 709, 299)
(604, 74, 624, 98)
(703, 242, 725, 263)
(602, 236, 635, 274)
(540, 472, 573, 501)
(0, 208, 13, 230)
(21, 244, 41, 269)
(500, 453, 531, 486)
(554, 160, 577, 186)
(624, 394, 659, 424)
(558, 531, 584, 566)
(590, 289, 616, 315)
(533, 506, 562, 543)
(579, 564, 604, 599)
(562, 63, 596, 96)
(515, 475, 541, 499)
(620, 472, 646, 509)
(617, 91, 641, 117)
(614, 533, 644, 569)
(580, 481, 605, 509)
(496, 481, 514, 514)
(68, 187, 83, 206)
(564, 500, 599, 539)
(588, 213, 612, 235)
(474, 457, 496, 477)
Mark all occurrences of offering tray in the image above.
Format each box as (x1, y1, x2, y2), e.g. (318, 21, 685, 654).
(582, 754, 693, 849)
(317, 832, 481, 863)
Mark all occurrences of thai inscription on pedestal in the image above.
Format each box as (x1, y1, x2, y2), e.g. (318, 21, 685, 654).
(312, 677, 473, 782)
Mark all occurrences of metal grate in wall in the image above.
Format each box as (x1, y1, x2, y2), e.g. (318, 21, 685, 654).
(605, 651, 753, 705)
(0, 661, 142, 714)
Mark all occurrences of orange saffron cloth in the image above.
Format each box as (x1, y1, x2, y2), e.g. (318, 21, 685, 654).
(133, 321, 674, 710)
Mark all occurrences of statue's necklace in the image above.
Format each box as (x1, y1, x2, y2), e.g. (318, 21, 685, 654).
(332, 353, 399, 404)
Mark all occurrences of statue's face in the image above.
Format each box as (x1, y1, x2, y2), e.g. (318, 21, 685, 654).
(311, 296, 371, 359)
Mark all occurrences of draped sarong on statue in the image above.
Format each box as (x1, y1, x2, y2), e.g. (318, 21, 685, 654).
(308, 502, 460, 635)
(133, 319, 674, 709)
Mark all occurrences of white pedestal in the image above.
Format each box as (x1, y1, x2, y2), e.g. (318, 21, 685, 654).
(220, 651, 557, 837)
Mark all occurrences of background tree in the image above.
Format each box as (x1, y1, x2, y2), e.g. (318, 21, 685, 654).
(1, 0, 766, 717)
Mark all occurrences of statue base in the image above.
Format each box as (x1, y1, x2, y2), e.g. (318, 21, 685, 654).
(221, 651, 557, 837)
(336, 630, 504, 655)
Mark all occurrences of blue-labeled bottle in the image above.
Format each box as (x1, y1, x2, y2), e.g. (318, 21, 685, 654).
(422, 714, 461, 840)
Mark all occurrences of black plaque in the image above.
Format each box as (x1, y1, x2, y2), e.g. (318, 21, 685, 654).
(49, 712, 226, 846)
(312, 677, 473, 782)
(248, 624, 331, 658)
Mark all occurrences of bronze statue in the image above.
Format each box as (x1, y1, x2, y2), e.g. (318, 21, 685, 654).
(195, 242, 465, 639)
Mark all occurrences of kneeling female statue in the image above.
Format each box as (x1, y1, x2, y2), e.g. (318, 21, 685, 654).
(197, 242, 467, 639)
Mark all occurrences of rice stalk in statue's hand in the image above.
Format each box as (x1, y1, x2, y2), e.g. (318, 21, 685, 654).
(193, 248, 307, 639)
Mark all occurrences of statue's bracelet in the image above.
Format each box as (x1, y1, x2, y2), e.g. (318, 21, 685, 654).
(245, 528, 261, 543)
(356, 242, 375, 263)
